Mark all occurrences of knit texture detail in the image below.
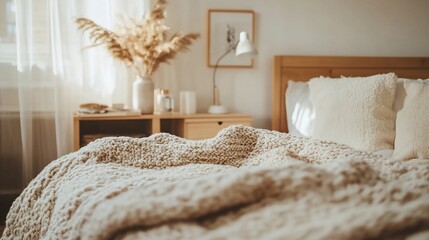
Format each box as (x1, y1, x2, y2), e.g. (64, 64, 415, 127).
(2, 126, 429, 240)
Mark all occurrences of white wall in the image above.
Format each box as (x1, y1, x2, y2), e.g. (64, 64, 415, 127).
(157, 0, 429, 129)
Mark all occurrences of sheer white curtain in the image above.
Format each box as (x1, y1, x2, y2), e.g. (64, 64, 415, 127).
(0, 0, 150, 192)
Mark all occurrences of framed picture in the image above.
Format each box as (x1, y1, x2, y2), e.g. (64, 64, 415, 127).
(207, 10, 255, 68)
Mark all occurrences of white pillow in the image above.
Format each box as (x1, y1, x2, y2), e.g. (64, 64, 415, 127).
(285, 80, 314, 137)
(394, 78, 429, 113)
(394, 80, 429, 160)
(286, 78, 426, 138)
(308, 73, 397, 151)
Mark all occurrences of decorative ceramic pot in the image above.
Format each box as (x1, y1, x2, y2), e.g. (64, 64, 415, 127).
(132, 76, 154, 114)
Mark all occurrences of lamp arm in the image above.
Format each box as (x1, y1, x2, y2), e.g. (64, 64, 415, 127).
(212, 47, 233, 105)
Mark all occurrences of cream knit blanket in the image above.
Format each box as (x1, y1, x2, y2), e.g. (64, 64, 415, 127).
(2, 126, 429, 240)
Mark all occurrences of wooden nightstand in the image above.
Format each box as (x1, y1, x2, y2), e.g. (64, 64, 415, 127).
(73, 112, 252, 150)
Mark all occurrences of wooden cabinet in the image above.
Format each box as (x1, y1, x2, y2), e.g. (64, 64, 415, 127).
(73, 112, 252, 150)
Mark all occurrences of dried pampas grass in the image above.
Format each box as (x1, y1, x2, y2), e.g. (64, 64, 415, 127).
(76, 0, 199, 78)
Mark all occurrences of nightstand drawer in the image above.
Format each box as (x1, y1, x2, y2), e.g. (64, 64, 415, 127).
(74, 113, 252, 149)
(184, 118, 251, 140)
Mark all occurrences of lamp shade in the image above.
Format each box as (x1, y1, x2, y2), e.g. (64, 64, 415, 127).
(235, 31, 256, 56)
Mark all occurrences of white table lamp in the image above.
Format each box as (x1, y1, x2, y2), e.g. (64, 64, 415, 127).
(208, 31, 256, 114)
(236, 32, 256, 57)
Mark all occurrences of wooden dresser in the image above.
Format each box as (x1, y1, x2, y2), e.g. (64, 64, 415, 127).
(73, 112, 252, 150)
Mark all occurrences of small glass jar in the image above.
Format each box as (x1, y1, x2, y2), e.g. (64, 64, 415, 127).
(155, 89, 174, 113)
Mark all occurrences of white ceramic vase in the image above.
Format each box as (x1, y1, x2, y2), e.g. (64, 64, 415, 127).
(132, 76, 154, 114)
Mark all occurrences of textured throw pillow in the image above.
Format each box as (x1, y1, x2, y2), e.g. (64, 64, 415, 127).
(393, 80, 429, 160)
(308, 73, 397, 151)
(285, 80, 314, 137)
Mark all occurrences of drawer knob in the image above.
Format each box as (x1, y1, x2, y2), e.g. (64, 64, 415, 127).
(218, 121, 223, 125)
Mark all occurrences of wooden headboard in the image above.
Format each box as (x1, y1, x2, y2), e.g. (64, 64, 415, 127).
(272, 56, 429, 133)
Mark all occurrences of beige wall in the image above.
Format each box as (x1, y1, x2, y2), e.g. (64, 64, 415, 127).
(159, 0, 429, 129)
(1, 0, 428, 130)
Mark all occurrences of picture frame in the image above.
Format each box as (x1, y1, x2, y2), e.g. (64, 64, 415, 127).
(207, 10, 255, 68)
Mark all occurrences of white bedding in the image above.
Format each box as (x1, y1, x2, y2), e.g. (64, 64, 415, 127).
(373, 149, 395, 159)
(2, 126, 429, 240)
(286, 76, 429, 161)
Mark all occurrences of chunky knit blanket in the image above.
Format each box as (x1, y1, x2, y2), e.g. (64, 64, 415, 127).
(2, 126, 429, 240)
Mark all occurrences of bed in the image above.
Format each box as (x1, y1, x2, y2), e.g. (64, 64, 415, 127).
(2, 56, 429, 240)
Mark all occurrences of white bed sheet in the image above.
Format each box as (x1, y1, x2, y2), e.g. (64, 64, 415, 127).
(373, 149, 394, 159)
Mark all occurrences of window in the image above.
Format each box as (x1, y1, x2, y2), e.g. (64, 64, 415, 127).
(0, 0, 16, 64)
(0, 0, 54, 112)
(0, 0, 15, 44)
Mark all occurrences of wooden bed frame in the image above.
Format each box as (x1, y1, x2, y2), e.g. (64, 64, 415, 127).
(272, 56, 429, 133)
